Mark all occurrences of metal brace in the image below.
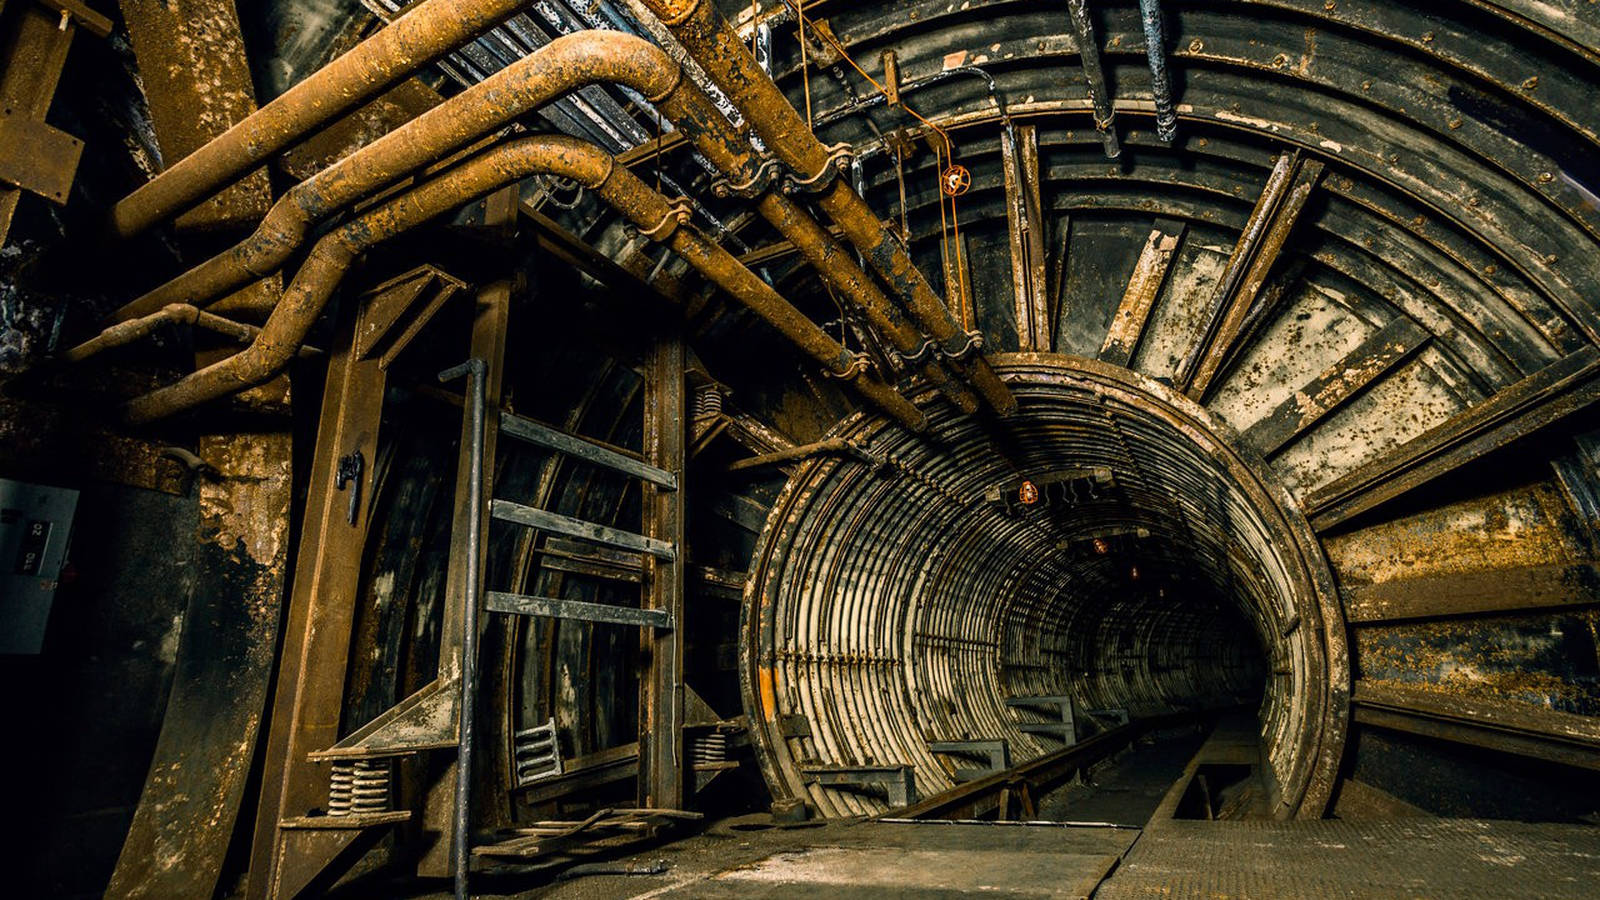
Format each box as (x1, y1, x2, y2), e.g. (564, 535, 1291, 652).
(710, 158, 784, 199)
(781, 143, 855, 196)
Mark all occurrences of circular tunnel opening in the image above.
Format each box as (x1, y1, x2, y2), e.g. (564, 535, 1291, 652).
(742, 355, 1347, 819)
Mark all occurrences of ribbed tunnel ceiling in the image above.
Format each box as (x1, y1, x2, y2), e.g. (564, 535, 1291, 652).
(743, 357, 1345, 817)
(9, 0, 1600, 893)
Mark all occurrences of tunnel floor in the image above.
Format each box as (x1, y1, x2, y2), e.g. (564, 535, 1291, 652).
(415, 815, 1600, 899)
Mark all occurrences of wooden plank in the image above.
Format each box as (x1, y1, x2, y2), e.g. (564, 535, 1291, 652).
(1342, 562, 1600, 623)
(640, 331, 687, 810)
(1001, 125, 1051, 351)
(1099, 218, 1185, 366)
(1307, 345, 1600, 531)
(1351, 680, 1600, 770)
(1242, 317, 1430, 455)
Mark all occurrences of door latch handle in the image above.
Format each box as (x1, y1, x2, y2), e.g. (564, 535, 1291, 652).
(335, 450, 364, 525)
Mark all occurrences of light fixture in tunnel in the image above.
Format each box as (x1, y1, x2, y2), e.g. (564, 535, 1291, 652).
(741, 355, 1349, 820)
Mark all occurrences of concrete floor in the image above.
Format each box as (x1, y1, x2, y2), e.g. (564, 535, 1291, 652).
(366, 732, 1600, 899)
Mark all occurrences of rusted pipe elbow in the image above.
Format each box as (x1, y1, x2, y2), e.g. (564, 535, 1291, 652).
(108, 30, 692, 325)
(123, 240, 356, 424)
(111, 0, 536, 238)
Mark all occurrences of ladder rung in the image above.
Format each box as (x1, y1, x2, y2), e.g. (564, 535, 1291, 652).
(491, 499, 675, 561)
(500, 411, 677, 490)
(487, 591, 673, 629)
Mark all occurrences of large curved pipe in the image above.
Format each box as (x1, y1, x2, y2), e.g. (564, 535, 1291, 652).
(111, 0, 533, 238)
(108, 22, 978, 413)
(635, 0, 1018, 416)
(123, 135, 927, 431)
(109, 30, 737, 325)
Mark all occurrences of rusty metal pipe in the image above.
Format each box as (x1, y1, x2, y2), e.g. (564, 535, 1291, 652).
(725, 437, 881, 472)
(63, 304, 284, 362)
(109, 30, 735, 325)
(125, 136, 926, 431)
(635, 0, 1018, 416)
(110, 0, 534, 238)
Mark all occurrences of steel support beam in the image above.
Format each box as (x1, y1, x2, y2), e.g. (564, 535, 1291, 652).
(1342, 562, 1600, 624)
(1352, 680, 1600, 771)
(486, 591, 674, 629)
(1242, 317, 1430, 455)
(1001, 124, 1051, 351)
(1307, 345, 1600, 531)
(500, 410, 678, 489)
(640, 330, 687, 810)
(1179, 153, 1322, 397)
(1100, 218, 1185, 367)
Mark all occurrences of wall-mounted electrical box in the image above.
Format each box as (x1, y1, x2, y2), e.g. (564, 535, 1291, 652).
(1, 478, 79, 654)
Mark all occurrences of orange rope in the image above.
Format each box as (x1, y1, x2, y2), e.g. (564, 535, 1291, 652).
(786, 2, 968, 317)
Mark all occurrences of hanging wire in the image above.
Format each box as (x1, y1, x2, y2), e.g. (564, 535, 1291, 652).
(781, 1, 970, 318)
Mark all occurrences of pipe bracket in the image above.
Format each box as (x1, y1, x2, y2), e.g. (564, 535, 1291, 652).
(822, 352, 875, 381)
(782, 143, 855, 195)
(711, 158, 785, 199)
(634, 198, 695, 242)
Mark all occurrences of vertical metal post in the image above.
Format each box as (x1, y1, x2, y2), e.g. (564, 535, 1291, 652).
(1066, 0, 1120, 159)
(640, 331, 687, 810)
(1139, 0, 1176, 142)
(439, 357, 487, 900)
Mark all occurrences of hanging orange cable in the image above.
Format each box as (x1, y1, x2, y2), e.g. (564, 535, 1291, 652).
(784, 1, 970, 319)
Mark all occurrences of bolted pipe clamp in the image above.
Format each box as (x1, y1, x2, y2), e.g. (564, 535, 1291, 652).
(711, 158, 785, 199)
(635, 198, 695, 242)
(781, 143, 855, 196)
(822, 352, 875, 381)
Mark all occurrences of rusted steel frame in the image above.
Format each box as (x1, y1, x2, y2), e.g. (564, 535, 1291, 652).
(1000, 124, 1051, 352)
(108, 30, 730, 325)
(1138, 0, 1176, 142)
(243, 307, 390, 900)
(888, 713, 1196, 819)
(1351, 680, 1600, 771)
(110, 0, 533, 237)
(63, 303, 316, 362)
(419, 228, 514, 877)
(1099, 218, 1185, 366)
(1307, 345, 1600, 531)
(123, 135, 926, 429)
(636, 0, 1018, 416)
(1065, 0, 1120, 159)
(1181, 154, 1322, 397)
(725, 436, 876, 472)
(1343, 562, 1600, 624)
(1241, 317, 1430, 455)
(0, 3, 81, 243)
(640, 331, 687, 810)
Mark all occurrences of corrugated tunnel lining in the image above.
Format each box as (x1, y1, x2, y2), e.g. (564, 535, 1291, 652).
(743, 355, 1347, 818)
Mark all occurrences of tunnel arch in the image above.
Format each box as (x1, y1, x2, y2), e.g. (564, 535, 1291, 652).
(742, 355, 1348, 817)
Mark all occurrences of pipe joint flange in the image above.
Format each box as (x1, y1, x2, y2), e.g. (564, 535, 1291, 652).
(781, 143, 855, 196)
(822, 352, 874, 381)
(711, 158, 785, 199)
(634, 198, 694, 242)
